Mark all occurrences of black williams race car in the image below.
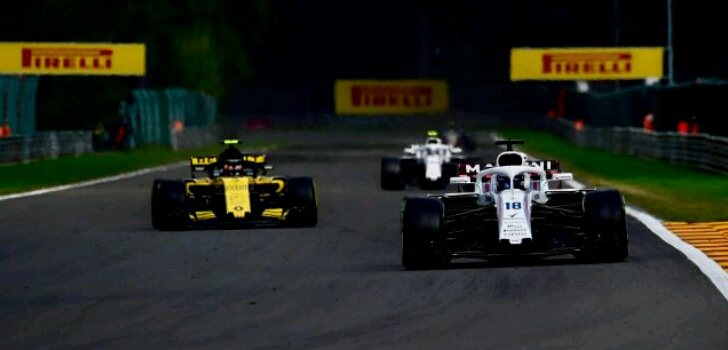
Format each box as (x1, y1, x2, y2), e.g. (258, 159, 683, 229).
(401, 140, 629, 269)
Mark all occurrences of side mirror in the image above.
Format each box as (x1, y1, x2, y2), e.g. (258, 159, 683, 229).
(450, 176, 471, 185)
(552, 172, 573, 181)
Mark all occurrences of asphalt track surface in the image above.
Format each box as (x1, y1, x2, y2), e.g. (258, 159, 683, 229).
(1, 133, 727, 349)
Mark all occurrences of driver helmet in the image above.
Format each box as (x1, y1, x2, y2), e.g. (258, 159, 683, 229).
(513, 174, 526, 190)
(496, 175, 510, 192)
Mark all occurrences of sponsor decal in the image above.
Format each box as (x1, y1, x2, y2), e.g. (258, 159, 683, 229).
(191, 156, 217, 166)
(242, 155, 266, 163)
(0, 42, 145, 76)
(335, 80, 448, 114)
(22, 47, 113, 71)
(500, 217, 529, 237)
(222, 177, 252, 218)
(541, 52, 632, 75)
(351, 85, 432, 108)
(465, 164, 481, 174)
(528, 160, 559, 171)
(511, 47, 663, 81)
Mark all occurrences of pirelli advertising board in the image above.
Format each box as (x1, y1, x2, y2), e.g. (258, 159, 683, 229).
(335, 80, 448, 115)
(0, 42, 146, 76)
(510, 47, 663, 81)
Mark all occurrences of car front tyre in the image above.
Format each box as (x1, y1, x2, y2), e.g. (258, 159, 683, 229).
(381, 157, 405, 190)
(579, 189, 629, 262)
(401, 197, 449, 269)
(286, 177, 318, 227)
(151, 179, 188, 231)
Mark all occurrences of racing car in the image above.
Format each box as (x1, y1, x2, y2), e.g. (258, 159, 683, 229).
(381, 131, 478, 190)
(151, 140, 317, 230)
(440, 128, 476, 152)
(401, 140, 628, 269)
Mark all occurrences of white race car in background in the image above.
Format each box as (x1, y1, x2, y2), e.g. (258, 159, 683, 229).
(440, 128, 476, 152)
(400, 140, 629, 269)
(381, 131, 478, 190)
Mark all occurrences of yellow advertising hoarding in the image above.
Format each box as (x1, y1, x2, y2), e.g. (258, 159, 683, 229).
(0, 42, 146, 76)
(511, 47, 663, 81)
(335, 80, 448, 115)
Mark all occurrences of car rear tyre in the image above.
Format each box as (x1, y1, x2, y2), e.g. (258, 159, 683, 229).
(151, 179, 188, 231)
(578, 189, 629, 262)
(401, 197, 449, 269)
(381, 157, 405, 190)
(286, 177, 318, 227)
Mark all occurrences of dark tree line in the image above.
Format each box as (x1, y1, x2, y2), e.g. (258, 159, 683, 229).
(0, 0, 274, 129)
(1, 0, 726, 129)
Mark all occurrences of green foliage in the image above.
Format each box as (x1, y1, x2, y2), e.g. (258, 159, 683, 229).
(0, 140, 276, 195)
(499, 128, 728, 222)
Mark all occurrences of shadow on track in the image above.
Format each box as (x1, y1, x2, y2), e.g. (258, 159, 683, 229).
(367, 254, 632, 273)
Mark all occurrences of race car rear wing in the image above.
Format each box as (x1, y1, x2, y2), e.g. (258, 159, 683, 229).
(456, 159, 562, 180)
(190, 156, 218, 177)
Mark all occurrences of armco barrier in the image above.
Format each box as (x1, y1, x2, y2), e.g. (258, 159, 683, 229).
(0, 125, 216, 163)
(124, 88, 218, 147)
(0, 131, 92, 163)
(548, 118, 728, 174)
(228, 112, 547, 131)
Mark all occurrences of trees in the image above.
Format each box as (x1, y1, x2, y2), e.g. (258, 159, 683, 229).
(0, 0, 273, 129)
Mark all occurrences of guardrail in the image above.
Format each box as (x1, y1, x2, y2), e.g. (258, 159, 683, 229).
(547, 118, 728, 175)
(0, 131, 92, 163)
(229, 112, 548, 131)
(124, 88, 218, 147)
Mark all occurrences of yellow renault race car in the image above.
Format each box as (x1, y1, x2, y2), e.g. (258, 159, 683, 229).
(151, 140, 317, 230)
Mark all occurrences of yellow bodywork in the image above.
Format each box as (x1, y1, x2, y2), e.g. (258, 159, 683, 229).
(222, 177, 252, 218)
(261, 208, 285, 220)
(186, 176, 286, 221)
(190, 156, 218, 166)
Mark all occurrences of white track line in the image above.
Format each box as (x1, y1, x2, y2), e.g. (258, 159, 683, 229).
(0, 161, 186, 202)
(566, 177, 728, 302)
(626, 207, 728, 301)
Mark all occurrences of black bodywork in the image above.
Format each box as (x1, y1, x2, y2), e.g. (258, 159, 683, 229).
(401, 188, 628, 269)
(381, 156, 479, 190)
(433, 191, 590, 258)
(400, 140, 628, 269)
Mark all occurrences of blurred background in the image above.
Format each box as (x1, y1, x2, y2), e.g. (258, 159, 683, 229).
(0, 0, 726, 157)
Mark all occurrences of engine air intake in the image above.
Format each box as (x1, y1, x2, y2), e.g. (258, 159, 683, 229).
(497, 153, 524, 166)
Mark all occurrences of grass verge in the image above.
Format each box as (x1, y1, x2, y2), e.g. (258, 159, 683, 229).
(0, 142, 275, 195)
(499, 128, 728, 222)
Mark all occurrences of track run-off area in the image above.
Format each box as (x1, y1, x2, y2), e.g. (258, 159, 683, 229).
(1, 131, 727, 349)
